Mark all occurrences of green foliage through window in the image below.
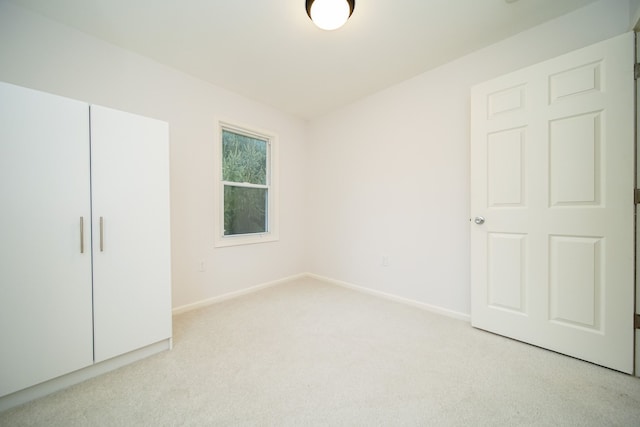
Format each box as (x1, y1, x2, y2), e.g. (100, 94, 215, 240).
(222, 129, 269, 236)
(224, 186, 267, 235)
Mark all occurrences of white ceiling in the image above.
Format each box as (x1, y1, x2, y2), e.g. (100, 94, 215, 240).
(8, 0, 600, 119)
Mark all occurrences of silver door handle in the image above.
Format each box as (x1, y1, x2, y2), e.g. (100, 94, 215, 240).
(474, 216, 485, 225)
(100, 217, 104, 252)
(80, 217, 84, 253)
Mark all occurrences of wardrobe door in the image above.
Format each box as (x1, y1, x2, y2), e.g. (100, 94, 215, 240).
(90, 105, 172, 363)
(0, 82, 93, 397)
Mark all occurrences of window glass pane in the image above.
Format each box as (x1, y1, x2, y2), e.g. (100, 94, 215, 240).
(222, 129, 267, 185)
(224, 185, 267, 235)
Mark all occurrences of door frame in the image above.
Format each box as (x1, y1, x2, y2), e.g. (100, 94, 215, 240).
(635, 31, 640, 378)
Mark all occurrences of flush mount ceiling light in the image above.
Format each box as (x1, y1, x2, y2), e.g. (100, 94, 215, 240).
(306, 0, 355, 31)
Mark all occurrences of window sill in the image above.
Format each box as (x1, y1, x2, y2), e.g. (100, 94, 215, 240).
(214, 232, 279, 248)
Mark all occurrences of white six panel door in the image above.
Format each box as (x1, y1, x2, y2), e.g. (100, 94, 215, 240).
(470, 32, 634, 373)
(90, 105, 172, 363)
(0, 82, 94, 396)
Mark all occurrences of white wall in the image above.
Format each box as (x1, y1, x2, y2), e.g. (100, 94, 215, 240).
(631, 0, 640, 28)
(307, 0, 633, 317)
(0, 0, 634, 318)
(0, 1, 309, 309)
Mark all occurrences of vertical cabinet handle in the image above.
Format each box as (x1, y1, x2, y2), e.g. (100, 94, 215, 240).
(100, 216, 104, 252)
(80, 216, 84, 253)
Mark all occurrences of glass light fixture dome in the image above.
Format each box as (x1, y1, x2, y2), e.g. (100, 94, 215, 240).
(306, 0, 355, 31)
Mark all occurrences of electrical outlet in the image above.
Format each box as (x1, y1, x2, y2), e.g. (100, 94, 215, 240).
(198, 260, 205, 272)
(382, 256, 390, 267)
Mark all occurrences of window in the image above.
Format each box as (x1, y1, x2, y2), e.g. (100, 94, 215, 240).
(215, 122, 278, 247)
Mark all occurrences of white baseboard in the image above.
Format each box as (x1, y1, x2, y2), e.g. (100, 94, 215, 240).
(307, 273, 471, 322)
(171, 273, 308, 316)
(171, 272, 470, 322)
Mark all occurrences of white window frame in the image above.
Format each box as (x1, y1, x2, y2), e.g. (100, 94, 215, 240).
(214, 120, 279, 247)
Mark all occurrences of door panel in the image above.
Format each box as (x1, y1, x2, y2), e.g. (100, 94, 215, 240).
(549, 112, 600, 205)
(471, 32, 634, 373)
(0, 82, 93, 396)
(487, 128, 525, 207)
(488, 233, 526, 313)
(90, 105, 172, 363)
(548, 236, 601, 330)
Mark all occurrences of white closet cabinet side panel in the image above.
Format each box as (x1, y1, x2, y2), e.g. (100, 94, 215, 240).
(90, 105, 172, 363)
(0, 82, 93, 397)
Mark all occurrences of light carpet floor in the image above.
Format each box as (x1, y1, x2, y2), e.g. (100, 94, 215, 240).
(1, 277, 640, 426)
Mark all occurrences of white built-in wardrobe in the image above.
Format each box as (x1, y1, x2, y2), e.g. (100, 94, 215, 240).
(0, 81, 172, 408)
